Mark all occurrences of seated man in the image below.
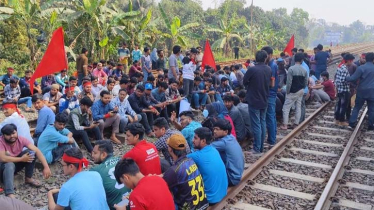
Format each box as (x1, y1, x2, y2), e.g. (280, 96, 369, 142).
(1, 196, 35, 210)
(78, 81, 95, 101)
(59, 86, 79, 114)
(223, 95, 246, 142)
(128, 85, 158, 137)
(187, 127, 228, 205)
(111, 63, 124, 79)
(192, 76, 208, 110)
(122, 123, 161, 175)
(93, 62, 108, 86)
(114, 158, 174, 210)
(212, 119, 244, 186)
(37, 113, 77, 164)
(66, 97, 101, 153)
(110, 89, 141, 134)
(112, 78, 129, 98)
(41, 74, 56, 94)
(55, 69, 69, 91)
(43, 84, 62, 113)
(92, 90, 121, 144)
(151, 81, 168, 104)
(236, 90, 252, 139)
(4, 79, 34, 112)
(91, 76, 103, 99)
(170, 111, 202, 152)
(0, 102, 34, 145)
(129, 60, 142, 78)
(163, 134, 209, 210)
(95, 78, 116, 101)
(32, 94, 56, 139)
(310, 71, 336, 101)
(153, 117, 188, 167)
(68, 76, 81, 95)
(126, 77, 138, 95)
(0, 67, 19, 88)
(47, 148, 109, 210)
(144, 83, 167, 120)
(165, 78, 183, 115)
(0, 124, 51, 198)
(204, 78, 222, 103)
(217, 77, 234, 98)
(90, 140, 131, 209)
(19, 70, 41, 97)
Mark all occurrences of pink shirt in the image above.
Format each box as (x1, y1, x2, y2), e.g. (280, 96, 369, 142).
(0, 136, 30, 157)
(93, 69, 108, 85)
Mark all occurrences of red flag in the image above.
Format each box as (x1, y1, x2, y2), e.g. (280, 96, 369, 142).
(201, 39, 216, 72)
(283, 35, 294, 56)
(30, 27, 67, 94)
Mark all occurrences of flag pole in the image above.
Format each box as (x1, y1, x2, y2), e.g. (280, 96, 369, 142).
(250, 0, 254, 58)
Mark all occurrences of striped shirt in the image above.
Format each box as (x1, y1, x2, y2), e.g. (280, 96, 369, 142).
(335, 64, 350, 93)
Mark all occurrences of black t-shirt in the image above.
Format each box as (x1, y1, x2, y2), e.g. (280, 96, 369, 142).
(233, 47, 239, 54)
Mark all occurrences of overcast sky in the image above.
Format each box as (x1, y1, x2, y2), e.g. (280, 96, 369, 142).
(202, 0, 374, 26)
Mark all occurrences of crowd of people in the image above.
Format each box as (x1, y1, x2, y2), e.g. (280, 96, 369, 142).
(0, 42, 373, 210)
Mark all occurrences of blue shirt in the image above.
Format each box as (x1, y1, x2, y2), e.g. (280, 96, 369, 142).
(301, 61, 310, 94)
(92, 100, 114, 121)
(151, 88, 166, 102)
(37, 125, 70, 163)
(211, 135, 244, 186)
(181, 121, 201, 152)
(19, 77, 38, 89)
(315, 51, 330, 72)
(0, 74, 19, 86)
(58, 171, 109, 210)
(268, 59, 279, 97)
(187, 145, 228, 203)
(35, 105, 55, 135)
(59, 95, 79, 113)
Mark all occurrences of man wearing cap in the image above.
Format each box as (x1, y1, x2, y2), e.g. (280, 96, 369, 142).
(0, 67, 19, 87)
(110, 89, 141, 134)
(4, 78, 34, 112)
(59, 86, 79, 114)
(55, 70, 69, 91)
(212, 119, 244, 186)
(32, 94, 56, 139)
(90, 140, 131, 210)
(187, 127, 228, 205)
(163, 134, 209, 210)
(47, 147, 109, 210)
(78, 81, 95, 101)
(122, 123, 161, 175)
(43, 84, 63, 113)
(0, 102, 34, 145)
(0, 124, 51, 198)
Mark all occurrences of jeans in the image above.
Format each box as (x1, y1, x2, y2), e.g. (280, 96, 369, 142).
(215, 93, 223, 103)
(18, 97, 32, 108)
(139, 112, 152, 134)
(0, 150, 35, 195)
(335, 91, 350, 122)
(51, 144, 76, 163)
(266, 96, 277, 145)
(282, 89, 304, 125)
(183, 79, 194, 102)
(300, 93, 307, 123)
(192, 93, 208, 108)
(119, 114, 142, 133)
(142, 70, 149, 82)
(78, 73, 84, 86)
(349, 95, 374, 128)
(248, 105, 267, 153)
(69, 127, 101, 153)
(53, 192, 71, 210)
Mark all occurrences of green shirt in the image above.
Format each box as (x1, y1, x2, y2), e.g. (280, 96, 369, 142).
(90, 156, 131, 209)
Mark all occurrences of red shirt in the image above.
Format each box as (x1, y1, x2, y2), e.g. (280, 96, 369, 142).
(129, 176, 174, 210)
(322, 80, 336, 100)
(123, 140, 161, 175)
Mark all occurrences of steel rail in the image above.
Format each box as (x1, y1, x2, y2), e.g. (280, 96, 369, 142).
(314, 107, 368, 210)
(212, 102, 331, 210)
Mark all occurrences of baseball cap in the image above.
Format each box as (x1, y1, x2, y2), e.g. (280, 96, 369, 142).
(167, 134, 187, 150)
(145, 83, 153, 90)
(277, 58, 284, 62)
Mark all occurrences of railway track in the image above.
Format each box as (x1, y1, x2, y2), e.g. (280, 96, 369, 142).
(214, 103, 368, 210)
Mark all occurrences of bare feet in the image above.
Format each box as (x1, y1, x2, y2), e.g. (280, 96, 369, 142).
(280, 125, 288, 130)
(110, 135, 122, 144)
(7, 193, 16, 198)
(339, 121, 349, 126)
(25, 178, 41, 187)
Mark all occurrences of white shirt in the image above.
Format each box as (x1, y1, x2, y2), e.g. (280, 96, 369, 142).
(182, 62, 195, 80)
(0, 112, 34, 145)
(91, 84, 103, 99)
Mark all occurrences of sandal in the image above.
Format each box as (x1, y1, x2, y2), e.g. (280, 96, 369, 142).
(25, 179, 41, 188)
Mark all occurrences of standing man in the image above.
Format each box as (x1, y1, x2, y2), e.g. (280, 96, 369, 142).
(91, 140, 131, 210)
(312, 44, 331, 79)
(262, 46, 278, 147)
(196, 46, 204, 67)
(76, 47, 89, 85)
(47, 148, 109, 210)
(118, 43, 130, 73)
(0, 124, 51, 198)
(168, 45, 182, 80)
(281, 53, 308, 130)
(243, 50, 272, 155)
(131, 44, 142, 64)
(66, 97, 101, 153)
(300, 58, 310, 123)
(92, 90, 121, 144)
(141, 47, 152, 82)
(347, 52, 374, 130)
(233, 45, 240, 59)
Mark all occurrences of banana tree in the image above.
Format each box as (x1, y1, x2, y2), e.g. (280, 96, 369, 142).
(158, 3, 200, 49)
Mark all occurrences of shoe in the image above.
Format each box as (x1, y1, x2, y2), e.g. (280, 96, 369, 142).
(335, 120, 340, 125)
(368, 126, 374, 131)
(268, 144, 276, 149)
(339, 121, 349, 126)
(348, 124, 356, 130)
(250, 149, 263, 157)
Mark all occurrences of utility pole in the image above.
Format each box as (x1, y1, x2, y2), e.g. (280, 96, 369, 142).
(250, 0, 254, 58)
